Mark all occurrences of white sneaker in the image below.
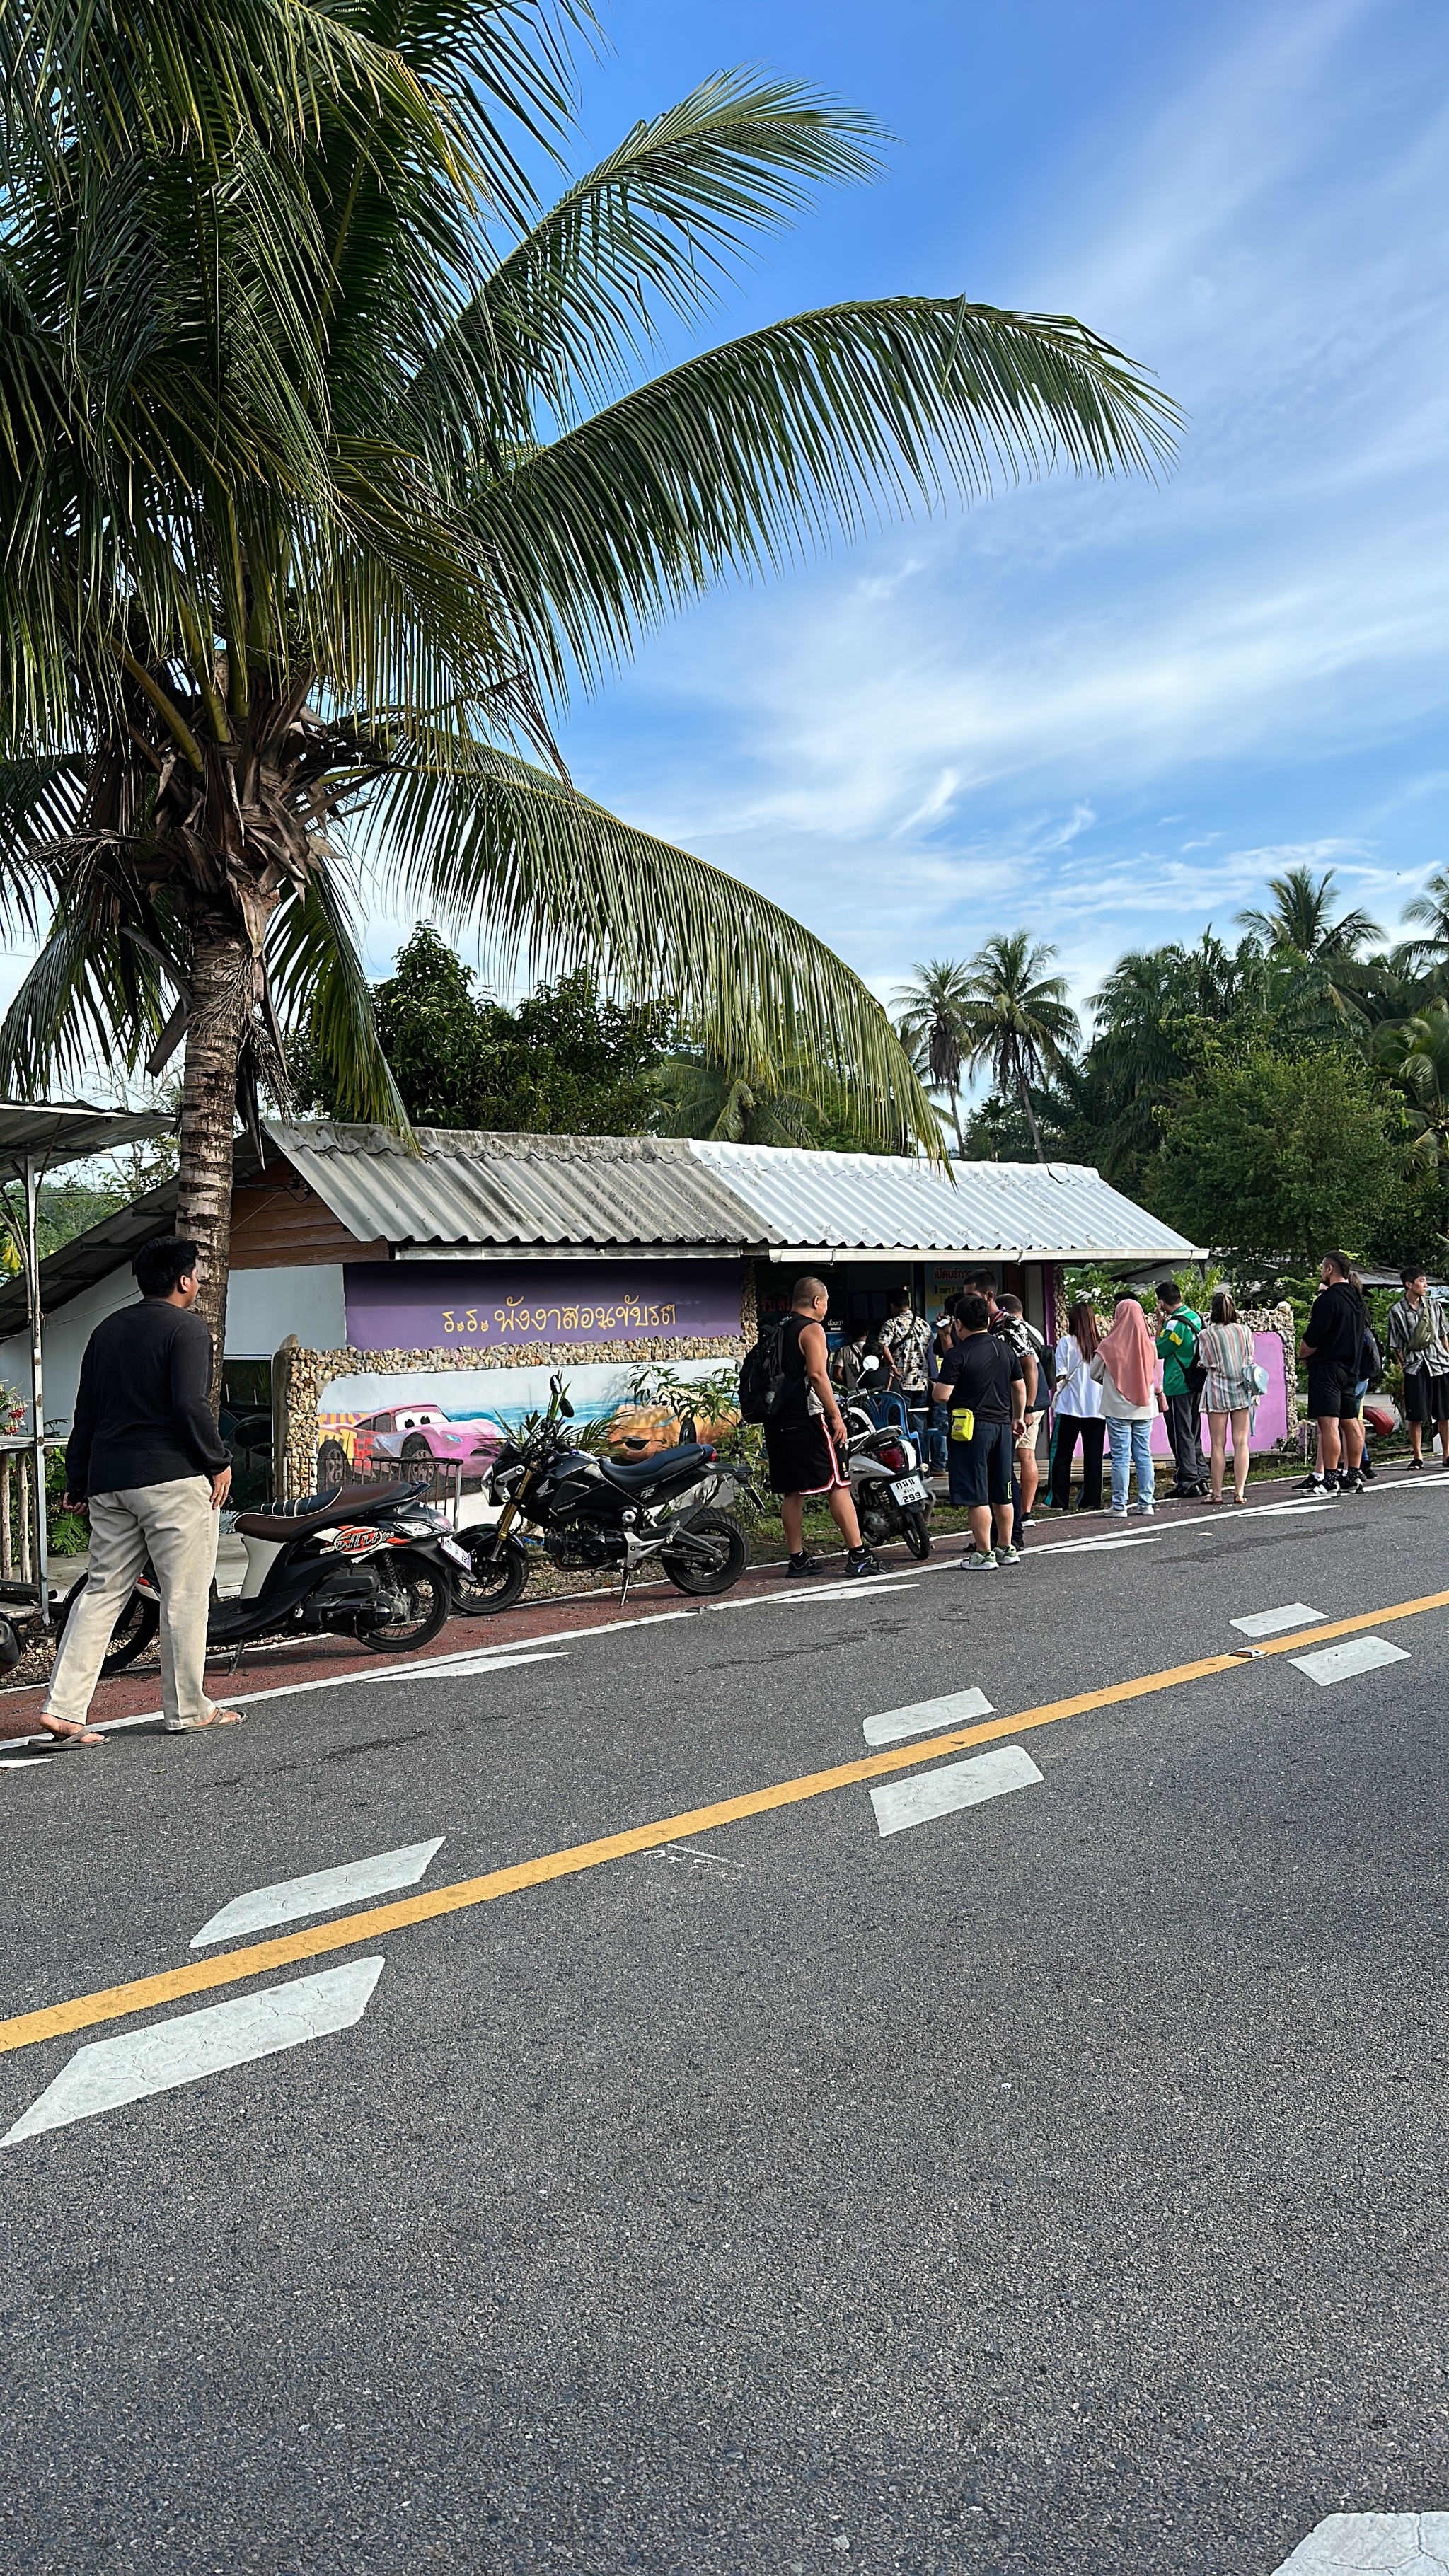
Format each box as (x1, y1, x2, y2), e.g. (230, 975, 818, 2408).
(1132, 1503, 1155, 1517)
(1108, 1506, 1130, 1520)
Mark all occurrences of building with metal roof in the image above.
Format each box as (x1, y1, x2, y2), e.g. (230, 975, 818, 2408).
(0, 1122, 1203, 1491)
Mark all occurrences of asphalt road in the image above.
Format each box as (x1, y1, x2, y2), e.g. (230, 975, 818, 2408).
(3, 1474, 1448, 2575)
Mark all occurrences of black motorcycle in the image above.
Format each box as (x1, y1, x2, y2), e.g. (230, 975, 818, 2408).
(55, 1479, 468, 1680)
(454, 1377, 754, 1612)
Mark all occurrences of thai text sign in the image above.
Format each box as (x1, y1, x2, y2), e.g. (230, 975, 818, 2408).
(342, 1259, 743, 1351)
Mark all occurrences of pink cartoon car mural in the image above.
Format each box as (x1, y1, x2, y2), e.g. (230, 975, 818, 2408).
(316, 1404, 503, 1491)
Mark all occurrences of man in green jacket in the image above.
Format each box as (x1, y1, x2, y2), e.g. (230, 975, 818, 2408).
(1155, 1278, 1208, 1498)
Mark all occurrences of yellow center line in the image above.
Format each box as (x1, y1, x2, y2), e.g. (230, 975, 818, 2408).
(4, 1587, 1446, 2062)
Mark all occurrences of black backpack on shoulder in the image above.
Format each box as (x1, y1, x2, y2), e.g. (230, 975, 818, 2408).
(739, 1317, 790, 1423)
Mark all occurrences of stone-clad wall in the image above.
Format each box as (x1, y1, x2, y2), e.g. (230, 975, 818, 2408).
(275, 1266, 758, 1501)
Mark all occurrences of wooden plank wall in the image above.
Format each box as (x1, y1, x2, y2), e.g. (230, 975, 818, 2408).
(229, 1167, 388, 1270)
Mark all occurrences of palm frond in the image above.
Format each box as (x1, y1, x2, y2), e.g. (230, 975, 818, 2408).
(0, 899, 168, 1093)
(266, 867, 410, 1133)
(367, 746, 944, 1157)
(414, 71, 884, 444)
(472, 296, 1181, 689)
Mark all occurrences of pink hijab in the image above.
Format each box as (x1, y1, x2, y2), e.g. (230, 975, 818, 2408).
(1097, 1295, 1158, 1407)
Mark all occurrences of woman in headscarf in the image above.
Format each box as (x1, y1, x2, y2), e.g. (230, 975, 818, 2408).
(1089, 1294, 1162, 1518)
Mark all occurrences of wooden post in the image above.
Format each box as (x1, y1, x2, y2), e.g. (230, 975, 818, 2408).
(1, 1452, 11, 1578)
(17, 1451, 32, 1586)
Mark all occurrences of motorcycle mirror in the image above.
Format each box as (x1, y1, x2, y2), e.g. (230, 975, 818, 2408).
(559, 1393, 575, 1419)
(861, 1356, 880, 1375)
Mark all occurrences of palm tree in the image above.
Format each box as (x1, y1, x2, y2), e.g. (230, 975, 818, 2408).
(1237, 866, 1382, 961)
(1394, 869, 1449, 978)
(959, 932, 1080, 1160)
(1375, 1005, 1449, 1176)
(891, 960, 974, 1153)
(0, 4, 1178, 1380)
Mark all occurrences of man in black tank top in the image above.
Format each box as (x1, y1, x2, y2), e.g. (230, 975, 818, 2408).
(763, 1276, 882, 1578)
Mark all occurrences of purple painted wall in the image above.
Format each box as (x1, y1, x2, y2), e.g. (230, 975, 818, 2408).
(342, 1259, 744, 1353)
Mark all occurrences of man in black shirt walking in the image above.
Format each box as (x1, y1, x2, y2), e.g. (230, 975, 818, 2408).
(38, 1235, 244, 1745)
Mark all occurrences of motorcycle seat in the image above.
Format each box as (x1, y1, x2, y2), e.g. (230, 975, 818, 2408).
(598, 1442, 713, 1489)
(233, 1482, 416, 1540)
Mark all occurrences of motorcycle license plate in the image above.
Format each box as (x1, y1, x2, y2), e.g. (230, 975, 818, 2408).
(889, 1474, 930, 1506)
(440, 1536, 472, 1570)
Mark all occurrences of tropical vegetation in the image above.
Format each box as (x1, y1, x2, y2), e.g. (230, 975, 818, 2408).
(898, 865, 1449, 1280)
(0, 0, 1177, 1382)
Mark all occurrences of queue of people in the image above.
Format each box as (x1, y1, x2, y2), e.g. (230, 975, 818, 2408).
(778, 1257, 1433, 1572)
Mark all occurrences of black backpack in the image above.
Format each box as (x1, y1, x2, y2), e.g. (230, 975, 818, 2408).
(739, 1317, 790, 1423)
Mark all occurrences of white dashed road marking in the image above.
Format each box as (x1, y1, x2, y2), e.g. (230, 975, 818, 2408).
(1291, 1634, 1412, 1687)
(190, 1838, 446, 1946)
(2, 1959, 386, 2144)
(870, 1744, 1043, 1838)
(1270, 2511, 1449, 2573)
(862, 1687, 993, 1748)
(1231, 1603, 1327, 1639)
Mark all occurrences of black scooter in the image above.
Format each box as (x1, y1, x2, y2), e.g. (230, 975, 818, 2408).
(54, 1479, 468, 1679)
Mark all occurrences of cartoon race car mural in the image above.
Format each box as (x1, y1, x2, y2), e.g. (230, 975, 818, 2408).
(316, 1403, 504, 1491)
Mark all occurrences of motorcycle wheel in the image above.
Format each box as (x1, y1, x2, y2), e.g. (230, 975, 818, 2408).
(54, 1574, 161, 1677)
(662, 1508, 749, 1598)
(452, 1532, 530, 1616)
(902, 1506, 933, 1561)
(357, 1549, 452, 1653)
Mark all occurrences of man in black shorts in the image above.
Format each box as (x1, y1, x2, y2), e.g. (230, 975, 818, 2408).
(763, 1276, 881, 1578)
(932, 1291, 1027, 1569)
(1298, 1251, 1366, 1496)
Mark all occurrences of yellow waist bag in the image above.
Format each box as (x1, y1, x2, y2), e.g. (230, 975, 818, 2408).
(949, 1407, 976, 1443)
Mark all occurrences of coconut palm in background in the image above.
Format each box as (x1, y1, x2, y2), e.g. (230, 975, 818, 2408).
(1393, 870, 1449, 981)
(1237, 866, 1382, 964)
(958, 933, 1080, 1161)
(0, 0, 1178, 1373)
(891, 959, 975, 1153)
(1375, 1005, 1449, 1179)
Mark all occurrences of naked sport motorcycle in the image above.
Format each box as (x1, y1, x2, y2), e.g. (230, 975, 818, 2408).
(453, 1377, 754, 1612)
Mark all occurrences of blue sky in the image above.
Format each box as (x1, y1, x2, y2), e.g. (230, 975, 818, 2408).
(6, 0, 1445, 1058)
(476, 0, 1449, 1023)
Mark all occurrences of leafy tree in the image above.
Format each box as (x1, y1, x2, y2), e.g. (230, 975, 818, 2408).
(1153, 1044, 1416, 1273)
(961, 1090, 1063, 1162)
(1393, 868, 1449, 979)
(959, 932, 1080, 1160)
(291, 925, 669, 1135)
(891, 959, 974, 1152)
(0, 8, 1177, 1385)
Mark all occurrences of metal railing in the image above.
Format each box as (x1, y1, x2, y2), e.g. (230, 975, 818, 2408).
(0, 1433, 62, 1609)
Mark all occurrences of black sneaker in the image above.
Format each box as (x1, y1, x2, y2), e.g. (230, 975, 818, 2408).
(1339, 1471, 1364, 1496)
(786, 1551, 825, 1579)
(1294, 1473, 1329, 1496)
(844, 1547, 882, 1578)
(1359, 1456, 1376, 1481)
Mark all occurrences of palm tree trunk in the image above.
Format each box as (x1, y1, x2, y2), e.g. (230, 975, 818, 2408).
(175, 906, 250, 1412)
(949, 1087, 966, 1156)
(1017, 1069, 1045, 1161)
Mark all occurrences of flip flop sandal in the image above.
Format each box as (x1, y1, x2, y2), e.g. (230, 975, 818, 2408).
(162, 1709, 246, 1733)
(38, 1724, 107, 1749)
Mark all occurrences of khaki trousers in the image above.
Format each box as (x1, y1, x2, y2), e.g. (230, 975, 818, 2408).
(47, 1476, 221, 1729)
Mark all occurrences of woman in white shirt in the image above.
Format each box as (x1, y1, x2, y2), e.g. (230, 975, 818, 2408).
(1047, 1300, 1107, 1511)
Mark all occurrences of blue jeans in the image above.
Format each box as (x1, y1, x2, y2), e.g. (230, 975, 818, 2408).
(926, 1401, 949, 1471)
(1108, 1416, 1155, 1511)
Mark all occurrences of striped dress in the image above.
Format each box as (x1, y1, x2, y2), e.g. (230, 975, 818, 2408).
(1197, 1320, 1255, 1415)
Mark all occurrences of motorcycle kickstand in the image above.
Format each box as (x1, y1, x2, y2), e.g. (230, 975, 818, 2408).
(618, 1564, 632, 1607)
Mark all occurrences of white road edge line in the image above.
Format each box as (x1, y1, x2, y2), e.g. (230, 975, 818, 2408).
(1269, 2512, 1449, 2574)
(190, 1837, 446, 1947)
(2, 1958, 386, 2145)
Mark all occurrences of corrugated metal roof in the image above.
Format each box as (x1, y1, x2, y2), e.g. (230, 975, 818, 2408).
(0, 1102, 171, 1173)
(688, 1141, 1201, 1261)
(264, 1124, 769, 1253)
(1, 1124, 1201, 1336)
